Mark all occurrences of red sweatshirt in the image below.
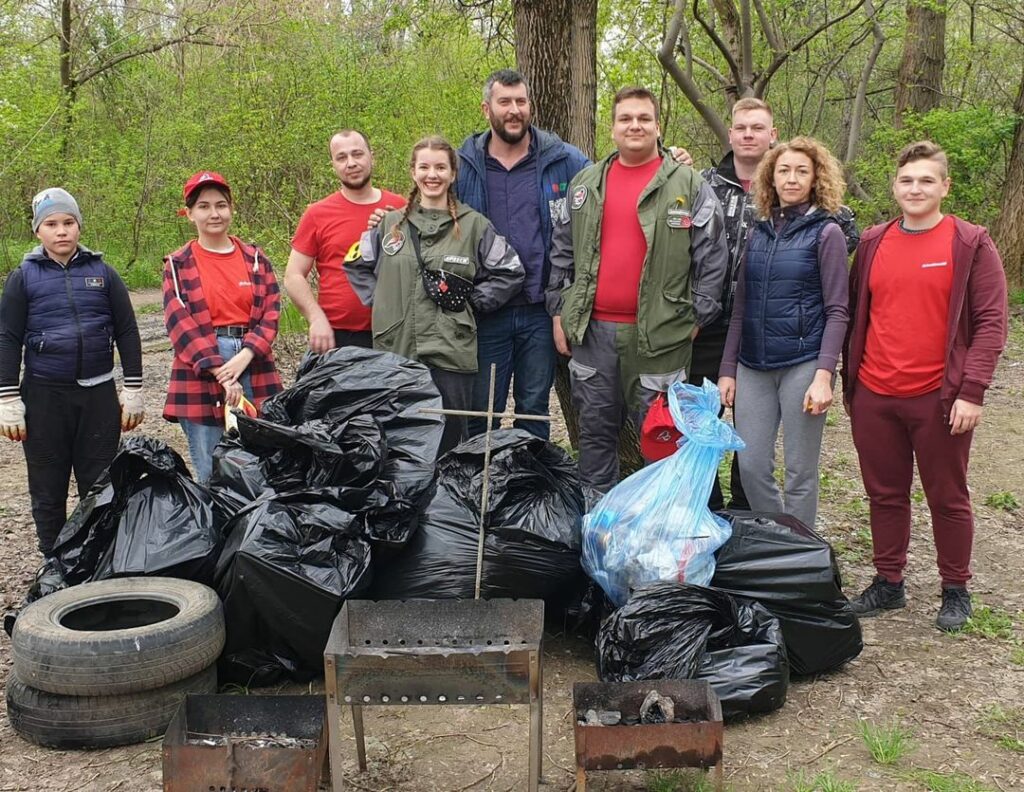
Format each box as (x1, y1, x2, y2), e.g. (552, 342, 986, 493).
(842, 216, 1008, 413)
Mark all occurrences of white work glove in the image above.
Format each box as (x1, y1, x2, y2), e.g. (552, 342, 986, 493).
(119, 387, 145, 431)
(0, 397, 26, 441)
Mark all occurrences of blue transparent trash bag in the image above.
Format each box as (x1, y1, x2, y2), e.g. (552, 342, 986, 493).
(582, 379, 745, 606)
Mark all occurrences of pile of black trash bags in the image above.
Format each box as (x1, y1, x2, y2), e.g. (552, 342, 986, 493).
(6, 348, 587, 686)
(595, 511, 864, 720)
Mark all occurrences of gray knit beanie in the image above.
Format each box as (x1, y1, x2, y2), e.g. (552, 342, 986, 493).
(31, 188, 83, 232)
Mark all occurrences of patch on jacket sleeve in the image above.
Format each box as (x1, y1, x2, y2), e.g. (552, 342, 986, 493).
(571, 185, 588, 210)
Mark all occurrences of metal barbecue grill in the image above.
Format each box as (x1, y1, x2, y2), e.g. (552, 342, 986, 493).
(323, 597, 545, 791)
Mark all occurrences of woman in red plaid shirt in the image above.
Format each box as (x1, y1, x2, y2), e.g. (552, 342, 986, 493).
(163, 171, 282, 482)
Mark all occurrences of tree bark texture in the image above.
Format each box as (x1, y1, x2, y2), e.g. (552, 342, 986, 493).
(893, 0, 947, 122)
(512, 0, 571, 138)
(568, 0, 597, 160)
(991, 70, 1024, 289)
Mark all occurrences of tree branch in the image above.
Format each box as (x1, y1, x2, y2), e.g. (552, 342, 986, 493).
(74, 33, 219, 87)
(660, 0, 730, 147)
(752, 0, 782, 53)
(739, 0, 753, 87)
(753, 0, 868, 95)
(843, 0, 886, 163)
(692, 0, 742, 88)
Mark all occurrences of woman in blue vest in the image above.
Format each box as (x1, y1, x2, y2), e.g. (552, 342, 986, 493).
(717, 137, 849, 528)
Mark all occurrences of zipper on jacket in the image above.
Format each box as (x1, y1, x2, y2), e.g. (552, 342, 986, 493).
(63, 267, 85, 379)
(759, 230, 780, 366)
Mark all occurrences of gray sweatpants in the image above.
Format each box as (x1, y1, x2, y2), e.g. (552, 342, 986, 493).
(734, 359, 828, 528)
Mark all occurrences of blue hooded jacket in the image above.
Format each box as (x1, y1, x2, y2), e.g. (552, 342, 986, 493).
(456, 127, 590, 304)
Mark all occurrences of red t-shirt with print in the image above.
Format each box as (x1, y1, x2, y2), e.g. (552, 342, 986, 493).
(291, 189, 406, 331)
(858, 216, 955, 397)
(191, 242, 253, 327)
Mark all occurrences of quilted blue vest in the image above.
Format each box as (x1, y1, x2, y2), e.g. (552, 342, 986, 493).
(21, 248, 116, 382)
(740, 209, 834, 370)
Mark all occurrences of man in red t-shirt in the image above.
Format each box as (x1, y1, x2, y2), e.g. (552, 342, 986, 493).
(285, 129, 406, 351)
(842, 141, 1008, 631)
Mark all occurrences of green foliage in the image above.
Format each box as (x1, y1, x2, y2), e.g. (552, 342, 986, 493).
(858, 718, 914, 765)
(849, 107, 1017, 226)
(984, 491, 1020, 511)
(1010, 643, 1024, 667)
(958, 601, 1014, 640)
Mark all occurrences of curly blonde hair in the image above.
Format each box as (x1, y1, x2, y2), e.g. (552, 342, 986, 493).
(752, 136, 846, 218)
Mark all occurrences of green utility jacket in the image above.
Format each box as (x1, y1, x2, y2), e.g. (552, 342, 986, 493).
(547, 152, 728, 359)
(346, 202, 524, 372)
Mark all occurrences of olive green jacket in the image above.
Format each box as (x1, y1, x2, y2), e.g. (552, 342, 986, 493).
(547, 152, 728, 358)
(345, 202, 524, 372)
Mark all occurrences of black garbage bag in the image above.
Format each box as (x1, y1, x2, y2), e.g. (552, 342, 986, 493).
(258, 347, 444, 547)
(712, 511, 863, 675)
(371, 429, 585, 607)
(208, 412, 387, 530)
(597, 582, 789, 720)
(47, 437, 219, 591)
(215, 489, 374, 684)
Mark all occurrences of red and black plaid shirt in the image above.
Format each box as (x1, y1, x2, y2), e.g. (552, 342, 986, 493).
(163, 238, 283, 425)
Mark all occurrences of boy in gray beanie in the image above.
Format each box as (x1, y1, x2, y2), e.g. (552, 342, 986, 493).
(0, 188, 145, 555)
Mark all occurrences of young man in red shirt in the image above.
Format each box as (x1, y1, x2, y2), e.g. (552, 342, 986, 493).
(843, 141, 1008, 631)
(284, 130, 405, 352)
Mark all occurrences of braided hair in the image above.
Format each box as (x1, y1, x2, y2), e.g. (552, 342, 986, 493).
(403, 136, 462, 240)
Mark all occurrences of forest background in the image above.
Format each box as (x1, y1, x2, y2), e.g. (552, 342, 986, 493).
(1, 0, 1023, 298)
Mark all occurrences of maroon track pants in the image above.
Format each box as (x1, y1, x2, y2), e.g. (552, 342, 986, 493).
(850, 385, 974, 587)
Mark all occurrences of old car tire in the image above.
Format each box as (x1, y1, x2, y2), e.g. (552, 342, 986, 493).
(6, 665, 216, 749)
(12, 577, 224, 696)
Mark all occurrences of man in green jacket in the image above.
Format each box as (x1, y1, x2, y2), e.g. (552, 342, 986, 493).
(547, 86, 728, 493)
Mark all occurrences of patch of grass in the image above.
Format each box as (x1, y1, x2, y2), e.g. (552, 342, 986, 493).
(958, 600, 1014, 640)
(983, 490, 1020, 511)
(858, 717, 914, 765)
(786, 769, 858, 792)
(910, 487, 925, 505)
(135, 301, 163, 315)
(825, 410, 838, 427)
(1009, 642, 1024, 666)
(841, 497, 869, 520)
(979, 704, 1024, 753)
(819, 468, 851, 497)
(904, 769, 997, 792)
(1009, 287, 1024, 307)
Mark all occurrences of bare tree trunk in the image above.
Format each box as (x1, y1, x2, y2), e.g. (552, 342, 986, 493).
(513, 0, 571, 136)
(568, 0, 597, 160)
(992, 69, 1024, 289)
(893, 0, 947, 123)
(59, 0, 75, 160)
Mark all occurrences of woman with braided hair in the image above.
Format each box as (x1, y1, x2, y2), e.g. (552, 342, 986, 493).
(346, 136, 524, 455)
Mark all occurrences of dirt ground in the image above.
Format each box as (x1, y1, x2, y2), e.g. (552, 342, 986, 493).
(0, 292, 1021, 792)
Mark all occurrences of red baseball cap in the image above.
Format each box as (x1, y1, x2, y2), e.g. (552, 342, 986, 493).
(640, 394, 683, 462)
(182, 171, 231, 203)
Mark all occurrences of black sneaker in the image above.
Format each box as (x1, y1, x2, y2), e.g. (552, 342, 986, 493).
(851, 575, 906, 617)
(936, 586, 972, 632)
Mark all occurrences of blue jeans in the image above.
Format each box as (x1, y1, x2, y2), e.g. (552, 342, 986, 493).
(468, 303, 556, 440)
(179, 336, 254, 484)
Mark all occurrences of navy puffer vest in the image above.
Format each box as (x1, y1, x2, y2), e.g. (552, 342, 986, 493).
(740, 209, 835, 370)
(21, 248, 115, 382)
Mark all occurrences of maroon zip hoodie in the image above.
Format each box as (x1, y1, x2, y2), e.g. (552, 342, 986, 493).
(842, 216, 1008, 414)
